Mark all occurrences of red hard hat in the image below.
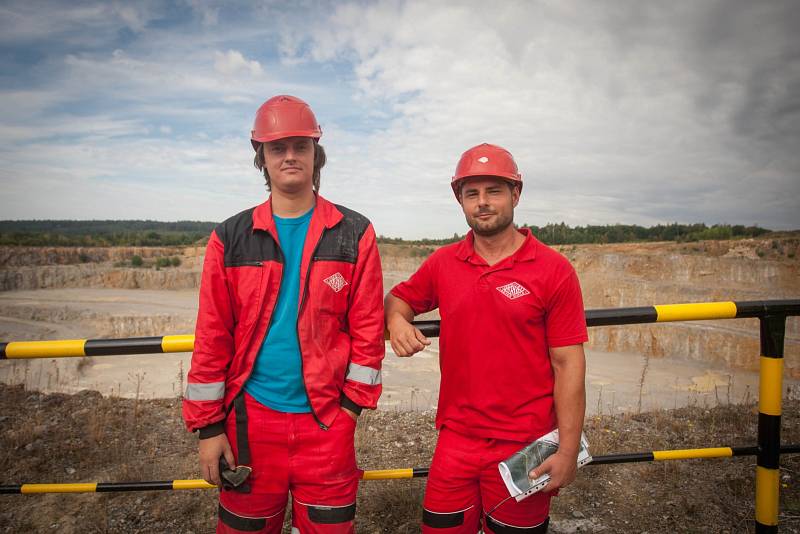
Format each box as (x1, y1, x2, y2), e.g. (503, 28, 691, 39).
(451, 143, 522, 198)
(251, 95, 322, 150)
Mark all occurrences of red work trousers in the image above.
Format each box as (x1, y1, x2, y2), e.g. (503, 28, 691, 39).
(217, 392, 360, 534)
(422, 426, 551, 533)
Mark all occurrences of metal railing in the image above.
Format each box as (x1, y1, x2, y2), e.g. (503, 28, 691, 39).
(2, 299, 799, 532)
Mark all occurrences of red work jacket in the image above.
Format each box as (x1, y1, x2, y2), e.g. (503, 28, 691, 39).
(183, 195, 384, 435)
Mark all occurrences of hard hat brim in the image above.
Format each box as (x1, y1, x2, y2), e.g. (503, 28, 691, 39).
(250, 130, 322, 150)
(451, 174, 523, 200)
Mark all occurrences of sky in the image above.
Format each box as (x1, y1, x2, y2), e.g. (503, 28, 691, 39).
(1, 0, 798, 239)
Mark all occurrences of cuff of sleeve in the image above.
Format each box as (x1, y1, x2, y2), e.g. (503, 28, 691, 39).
(341, 393, 363, 416)
(547, 334, 589, 348)
(198, 421, 226, 439)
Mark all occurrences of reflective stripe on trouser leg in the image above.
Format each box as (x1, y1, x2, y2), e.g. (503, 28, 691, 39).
(484, 515, 549, 534)
(422, 507, 470, 528)
(292, 500, 356, 533)
(295, 500, 356, 524)
(217, 503, 282, 534)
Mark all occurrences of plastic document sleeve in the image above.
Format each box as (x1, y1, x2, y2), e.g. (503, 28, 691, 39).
(498, 429, 592, 502)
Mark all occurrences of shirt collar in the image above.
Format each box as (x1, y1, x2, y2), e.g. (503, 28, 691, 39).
(456, 227, 538, 265)
(252, 192, 343, 233)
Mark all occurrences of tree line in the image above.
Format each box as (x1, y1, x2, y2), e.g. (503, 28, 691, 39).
(378, 222, 772, 246)
(0, 220, 773, 247)
(0, 220, 215, 247)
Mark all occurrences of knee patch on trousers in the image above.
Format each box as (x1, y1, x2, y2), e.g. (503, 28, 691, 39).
(307, 502, 356, 524)
(218, 504, 268, 532)
(484, 514, 549, 533)
(423, 508, 466, 528)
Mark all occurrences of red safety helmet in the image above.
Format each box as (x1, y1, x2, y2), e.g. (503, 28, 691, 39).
(451, 143, 522, 198)
(251, 95, 322, 150)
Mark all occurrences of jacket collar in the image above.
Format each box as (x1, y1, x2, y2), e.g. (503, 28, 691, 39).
(251, 193, 344, 234)
(456, 227, 538, 265)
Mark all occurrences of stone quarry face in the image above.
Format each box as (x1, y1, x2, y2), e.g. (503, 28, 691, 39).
(0, 238, 798, 410)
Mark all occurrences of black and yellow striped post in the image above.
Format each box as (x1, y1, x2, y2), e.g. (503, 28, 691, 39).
(756, 314, 786, 533)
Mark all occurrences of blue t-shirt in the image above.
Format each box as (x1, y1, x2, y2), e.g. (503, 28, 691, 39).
(244, 208, 313, 412)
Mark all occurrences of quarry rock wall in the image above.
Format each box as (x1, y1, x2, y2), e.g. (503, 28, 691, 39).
(1, 239, 798, 374)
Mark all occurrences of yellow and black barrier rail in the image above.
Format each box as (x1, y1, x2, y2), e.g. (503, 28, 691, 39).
(2, 298, 799, 532)
(0, 334, 194, 360)
(3, 444, 798, 494)
(2, 300, 798, 359)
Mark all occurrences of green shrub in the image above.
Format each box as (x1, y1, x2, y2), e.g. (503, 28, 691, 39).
(131, 255, 143, 267)
(171, 256, 182, 267)
(156, 257, 171, 268)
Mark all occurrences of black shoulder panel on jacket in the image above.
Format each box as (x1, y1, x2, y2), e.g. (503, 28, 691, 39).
(314, 205, 371, 264)
(216, 207, 283, 266)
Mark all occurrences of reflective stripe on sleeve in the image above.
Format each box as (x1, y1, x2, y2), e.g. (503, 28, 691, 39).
(346, 363, 381, 385)
(185, 382, 225, 401)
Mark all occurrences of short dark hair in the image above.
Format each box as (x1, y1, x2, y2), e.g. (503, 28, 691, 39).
(253, 139, 327, 192)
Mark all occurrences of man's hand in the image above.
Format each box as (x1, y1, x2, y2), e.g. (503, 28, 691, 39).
(199, 433, 235, 486)
(387, 315, 431, 357)
(385, 293, 431, 357)
(530, 449, 578, 493)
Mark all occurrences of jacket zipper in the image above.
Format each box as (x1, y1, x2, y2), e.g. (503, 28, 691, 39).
(228, 260, 264, 267)
(297, 232, 328, 430)
(237, 257, 276, 406)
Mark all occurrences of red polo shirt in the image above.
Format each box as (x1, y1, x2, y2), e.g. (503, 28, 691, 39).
(390, 228, 588, 442)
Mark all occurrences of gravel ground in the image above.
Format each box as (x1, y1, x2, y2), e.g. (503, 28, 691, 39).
(1, 384, 799, 533)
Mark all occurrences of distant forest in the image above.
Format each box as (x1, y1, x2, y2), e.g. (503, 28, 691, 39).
(0, 220, 774, 247)
(379, 222, 772, 246)
(0, 220, 215, 247)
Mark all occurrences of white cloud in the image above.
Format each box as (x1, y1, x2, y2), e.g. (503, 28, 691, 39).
(214, 50, 263, 77)
(1, 134, 263, 221)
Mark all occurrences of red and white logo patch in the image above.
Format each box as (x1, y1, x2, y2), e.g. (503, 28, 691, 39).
(323, 272, 348, 293)
(496, 281, 530, 300)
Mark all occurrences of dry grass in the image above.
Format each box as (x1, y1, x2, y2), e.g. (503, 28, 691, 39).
(1, 383, 799, 533)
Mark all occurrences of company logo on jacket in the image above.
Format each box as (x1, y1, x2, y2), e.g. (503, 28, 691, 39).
(323, 272, 348, 293)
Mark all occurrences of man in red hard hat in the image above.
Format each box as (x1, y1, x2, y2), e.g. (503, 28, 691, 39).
(386, 143, 587, 533)
(184, 95, 384, 533)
